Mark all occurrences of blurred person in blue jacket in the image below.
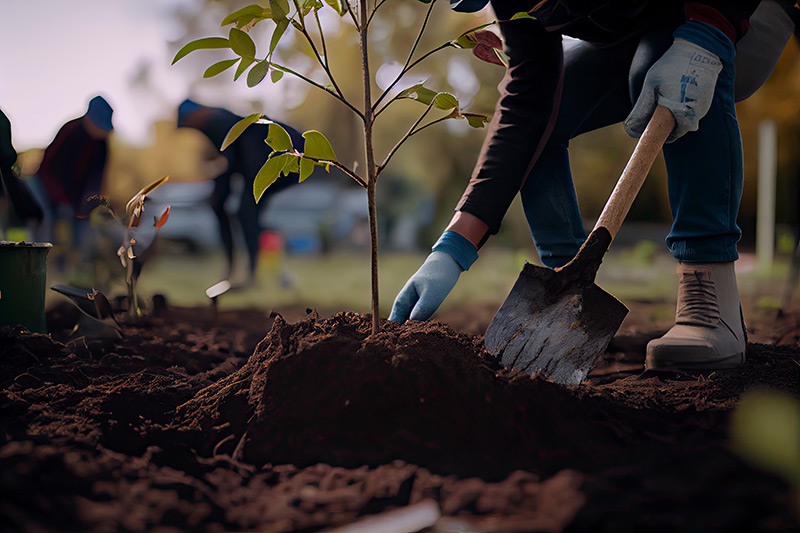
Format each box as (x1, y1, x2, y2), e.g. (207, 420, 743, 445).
(177, 99, 304, 286)
(391, 0, 799, 373)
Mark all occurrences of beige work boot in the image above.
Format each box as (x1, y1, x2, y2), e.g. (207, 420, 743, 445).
(646, 261, 746, 372)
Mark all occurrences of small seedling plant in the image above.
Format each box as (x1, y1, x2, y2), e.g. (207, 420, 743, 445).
(90, 176, 171, 320)
(174, 0, 504, 334)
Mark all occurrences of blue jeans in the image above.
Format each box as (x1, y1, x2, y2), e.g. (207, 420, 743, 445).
(520, 23, 747, 268)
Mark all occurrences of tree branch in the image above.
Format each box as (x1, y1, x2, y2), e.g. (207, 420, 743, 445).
(365, 0, 391, 28)
(314, 9, 330, 68)
(283, 149, 368, 187)
(373, 44, 450, 118)
(291, 0, 305, 26)
(371, 1, 441, 112)
(341, 0, 361, 30)
(270, 62, 365, 120)
(377, 100, 435, 173)
(288, 10, 347, 103)
(408, 114, 451, 136)
(401, 0, 436, 72)
(324, 161, 367, 188)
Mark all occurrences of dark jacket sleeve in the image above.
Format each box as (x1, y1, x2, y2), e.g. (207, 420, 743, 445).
(455, 17, 564, 236)
(684, 1, 762, 42)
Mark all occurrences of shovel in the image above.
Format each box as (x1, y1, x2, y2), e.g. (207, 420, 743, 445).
(485, 105, 676, 385)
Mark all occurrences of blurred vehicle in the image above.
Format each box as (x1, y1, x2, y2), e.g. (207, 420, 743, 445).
(145, 180, 219, 253)
(146, 177, 369, 255)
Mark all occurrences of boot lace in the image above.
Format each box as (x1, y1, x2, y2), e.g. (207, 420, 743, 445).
(675, 269, 719, 327)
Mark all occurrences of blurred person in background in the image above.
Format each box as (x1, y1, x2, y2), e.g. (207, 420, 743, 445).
(0, 108, 43, 239)
(177, 99, 304, 287)
(391, 0, 799, 373)
(28, 95, 114, 270)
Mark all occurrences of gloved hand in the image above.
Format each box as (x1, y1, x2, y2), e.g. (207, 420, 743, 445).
(624, 21, 733, 142)
(389, 230, 478, 323)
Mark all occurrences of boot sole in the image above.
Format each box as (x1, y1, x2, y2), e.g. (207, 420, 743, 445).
(645, 351, 746, 372)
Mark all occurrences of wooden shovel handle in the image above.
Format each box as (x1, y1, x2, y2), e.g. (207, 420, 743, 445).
(594, 105, 676, 239)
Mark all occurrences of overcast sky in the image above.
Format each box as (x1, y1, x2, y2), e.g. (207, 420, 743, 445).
(1, 0, 491, 151)
(0, 0, 303, 150)
(0, 1, 181, 148)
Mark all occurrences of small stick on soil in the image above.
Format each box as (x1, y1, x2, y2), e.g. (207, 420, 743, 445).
(232, 430, 249, 461)
(212, 434, 236, 457)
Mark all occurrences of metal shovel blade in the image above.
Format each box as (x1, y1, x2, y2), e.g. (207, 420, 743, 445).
(485, 264, 628, 384)
(484, 107, 676, 385)
(485, 230, 628, 385)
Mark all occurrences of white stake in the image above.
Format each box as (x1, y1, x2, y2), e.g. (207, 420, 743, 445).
(757, 119, 777, 275)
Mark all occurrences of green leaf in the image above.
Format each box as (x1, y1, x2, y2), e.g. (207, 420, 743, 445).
(397, 83, 438, 106)
(462, 112, 489, 128)
(323, 0, 347, 16)
(254, 153, 293, 202)
(270, 69, 285, 83)
(443, 109, 489, 129)
(432, 92, 459, 110)
(265, 123, 294, 151)
(236, 15, 256, 28)
(222, 112, 262, 151)
(172, 37, 230, 64)
(299, 157, 315, 182)
(229, 27, 256, 58)
(302, 130, 337, 161)
(269, 0, 290, 20)
(494, 48, 510, 67)
(203, 58, 239, 78)
(301, 0, 324, 15)
(221, 4, 265, 27)
(398, 85, 459, 111)
(269, 19, 289, 57)
(247, 60, 270, 87)
(511, 11, 536, 20)
(234, 56, 255, 81)
(449, 22, 495, 49)
(283, 156, 300, 176)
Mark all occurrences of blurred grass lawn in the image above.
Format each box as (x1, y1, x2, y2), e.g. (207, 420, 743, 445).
(45, 241, 797, 320)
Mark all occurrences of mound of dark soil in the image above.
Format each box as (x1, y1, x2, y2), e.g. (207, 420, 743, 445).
(175, 311, 800, 530)
(2, 304, 800, 531)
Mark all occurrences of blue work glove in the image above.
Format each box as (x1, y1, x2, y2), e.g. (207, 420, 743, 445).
(389, 231, 478, 323)
(624, 21, 734, 142)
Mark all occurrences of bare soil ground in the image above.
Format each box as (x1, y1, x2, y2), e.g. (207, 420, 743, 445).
(2, 300, 799, 532)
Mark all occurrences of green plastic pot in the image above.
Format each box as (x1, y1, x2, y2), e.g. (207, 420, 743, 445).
(0, 241, 52, 333)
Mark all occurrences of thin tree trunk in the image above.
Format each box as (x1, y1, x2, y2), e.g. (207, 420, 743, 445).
(359, 0, 380, 335)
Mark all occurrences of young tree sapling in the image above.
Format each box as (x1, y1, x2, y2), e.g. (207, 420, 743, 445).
(173, 0, 502, 334)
